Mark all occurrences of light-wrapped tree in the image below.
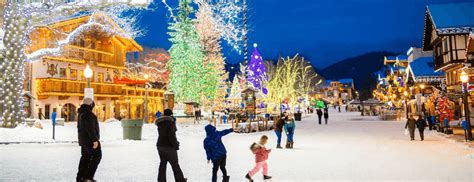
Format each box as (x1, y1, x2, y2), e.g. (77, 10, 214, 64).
(195, 0, 228, 107)
(167, 0, 205, 103)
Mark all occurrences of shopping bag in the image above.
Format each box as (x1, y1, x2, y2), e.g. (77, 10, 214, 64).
(404, 129, 409, 136)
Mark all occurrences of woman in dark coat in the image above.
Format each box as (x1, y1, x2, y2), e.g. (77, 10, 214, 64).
(275, 112, 287, 148)
(416, 115, 428, 141)
(405, 114, 417, 141)
(323, 107, 329, 124)
(317, 109, 323, 125)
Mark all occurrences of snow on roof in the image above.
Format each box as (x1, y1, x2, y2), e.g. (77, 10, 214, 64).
(339, 78, 353, 84)
(409, 57, 444, 77)
(325, 80, 331, 86)
(397, 55, 408, 61)
(427, 2, 474, 33)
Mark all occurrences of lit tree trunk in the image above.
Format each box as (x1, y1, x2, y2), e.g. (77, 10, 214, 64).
(1, 3, 30, 127)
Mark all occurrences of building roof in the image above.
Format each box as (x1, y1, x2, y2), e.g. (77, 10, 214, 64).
(339, 78, 353, 85)
(423, 2, 474, 50)
(325, 80, 331, 86)
(428, 2, 474, 30)
(408, 57, 444, 78)
(397, 55, 408, 61)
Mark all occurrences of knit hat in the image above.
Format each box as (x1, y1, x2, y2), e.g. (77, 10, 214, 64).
(82, 97, 94, 106)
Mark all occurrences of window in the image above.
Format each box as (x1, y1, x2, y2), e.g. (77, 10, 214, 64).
(70, 69, 77, 80)
(98, 73, 104, 83)
(59, 68, 67, 78)
(80, 70, 84, 81)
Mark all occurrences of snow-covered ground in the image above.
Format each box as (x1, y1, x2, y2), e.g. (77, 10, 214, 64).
(1, 109, 473, 181)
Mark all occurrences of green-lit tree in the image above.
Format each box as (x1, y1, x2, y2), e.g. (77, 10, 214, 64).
(195, 0, 227, 107)
(167, 0, 205, 103)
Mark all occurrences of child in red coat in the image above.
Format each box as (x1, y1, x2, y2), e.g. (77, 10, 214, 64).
(245, 135, 272, 181)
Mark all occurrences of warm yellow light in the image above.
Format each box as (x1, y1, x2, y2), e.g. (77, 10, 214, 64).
(84, 65, 93, 79)
(420, 84, 425, 89)
(460, 71, 469, 83)
(144, 74, 149, 80)
(403, 91, 408, 97)
(392, 94, 397, 99)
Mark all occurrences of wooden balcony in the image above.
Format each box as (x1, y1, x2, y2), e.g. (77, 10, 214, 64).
(38, 45, 125, 69)
(36, 78, 123, 98)
(63, 45, 121, 66)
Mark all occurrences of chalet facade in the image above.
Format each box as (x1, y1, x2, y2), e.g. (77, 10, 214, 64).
(25, 13, 166, 122)
(323, 79, 354, 104)
(422, 2, 474, 93)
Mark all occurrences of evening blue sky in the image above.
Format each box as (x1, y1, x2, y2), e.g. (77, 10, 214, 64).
(134, 0, 474, 69)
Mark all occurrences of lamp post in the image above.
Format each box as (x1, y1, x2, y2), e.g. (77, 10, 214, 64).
(84, 65, 93, 88)
(420, 84, 425, 96)
(404, 91, 409, 119)
(460, 71, 472, 141)
(144, 74, 150, 123)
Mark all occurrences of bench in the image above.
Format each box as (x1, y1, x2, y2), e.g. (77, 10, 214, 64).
(25, 119, 36, 127)
(55, 118, 65, 126)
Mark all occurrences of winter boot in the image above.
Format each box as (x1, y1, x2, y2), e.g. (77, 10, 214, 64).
(290, 142, 294, 149)
(285, 142, 290, 148)
(276, 144, 282, 149)
(245, 173, 254, 182)
(223, 176, 230, 182)
(264, 175, 272, 180)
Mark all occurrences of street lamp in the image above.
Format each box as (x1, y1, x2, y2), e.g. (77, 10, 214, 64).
(143, 74, 150, 123)
(460, 70, 472, 141)
(84, 65, 93, 88)
(420, 84, 425, 96)
(404, 91, 409, 119)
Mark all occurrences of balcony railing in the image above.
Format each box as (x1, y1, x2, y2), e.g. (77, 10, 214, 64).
(63, 45, 116, 65)
(36, 78, 123, 97)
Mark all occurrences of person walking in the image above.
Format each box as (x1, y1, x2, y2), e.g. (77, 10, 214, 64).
(274, 112, 286, 149)
(76, 98, 101, 182)
(405, 114, 417, 141)
(284, 114, 296, 149)
(156, 109, 186, 182)
(194, 108, 199, 124)
(317, 109, 323, 125)
(246, 135, 272, 181)
(203, 125, 233, 182)
(416, 115, 428, 141)
(323, 107, 329, 124)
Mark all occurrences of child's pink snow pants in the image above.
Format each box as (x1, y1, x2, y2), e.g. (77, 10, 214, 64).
(249, 161, 268, 176)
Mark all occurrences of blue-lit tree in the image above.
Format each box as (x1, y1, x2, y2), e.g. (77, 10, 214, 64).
(247, 43, 268, 94)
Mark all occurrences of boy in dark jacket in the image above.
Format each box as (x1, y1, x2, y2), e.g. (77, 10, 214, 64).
(416, 115, 428, 141)
(156, 109, 186, 182)
(204, 125, 233, 182)
(76, 98, 101, 182)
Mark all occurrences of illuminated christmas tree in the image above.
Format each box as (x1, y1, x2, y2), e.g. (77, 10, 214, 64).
(230, 75, 242, 97)
(435, 95, 453, 122)
(247, 43, 267, 93)
(195, 0, 227, 106)
(167, 0, 205, 103)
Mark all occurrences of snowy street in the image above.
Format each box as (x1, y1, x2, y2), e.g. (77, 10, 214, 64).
(1, 110, 473, 181)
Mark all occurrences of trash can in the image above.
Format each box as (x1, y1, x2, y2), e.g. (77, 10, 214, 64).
(121, 119, 144, 140)
(295, 112, 302, 121)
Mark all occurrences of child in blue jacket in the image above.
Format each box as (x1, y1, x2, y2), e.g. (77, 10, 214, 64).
(284, 114, 296, 149)
(204, 124, 233, 182)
